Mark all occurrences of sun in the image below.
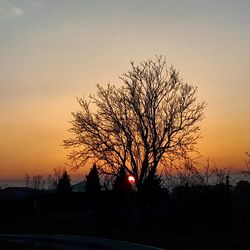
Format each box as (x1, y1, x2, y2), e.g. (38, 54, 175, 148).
(128, 175, 135, 184)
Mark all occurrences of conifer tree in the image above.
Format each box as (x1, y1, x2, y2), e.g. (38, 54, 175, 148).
(86, 164, 101, 193)
(57, 171, 72, 193)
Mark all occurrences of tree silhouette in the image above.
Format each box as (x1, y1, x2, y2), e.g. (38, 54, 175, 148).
(235, 180, 250, 195)
(57, 171, 72, 193)
(86, 164, 101, 193)
(245, 152, 250, 173)
(24, 174, 31, 188)
(31, 175, 43, 189)
(64, 56, 205, 190)
(142, 173, 163, 193)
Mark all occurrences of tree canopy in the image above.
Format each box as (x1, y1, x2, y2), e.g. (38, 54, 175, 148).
(64, 56, 205, 189)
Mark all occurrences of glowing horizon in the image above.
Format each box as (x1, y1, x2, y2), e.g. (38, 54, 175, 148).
(0, 0, 250, 180)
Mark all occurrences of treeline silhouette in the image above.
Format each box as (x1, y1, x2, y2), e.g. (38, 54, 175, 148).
(1, 165, 250, 249)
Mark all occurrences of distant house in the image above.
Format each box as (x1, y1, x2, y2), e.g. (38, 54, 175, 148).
(72, 181, 87, 192)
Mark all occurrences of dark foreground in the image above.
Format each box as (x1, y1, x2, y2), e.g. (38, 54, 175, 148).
(0, 186, 250, 249)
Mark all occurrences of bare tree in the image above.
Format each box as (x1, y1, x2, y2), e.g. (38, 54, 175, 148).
(24, 174, 31, 188)
(44, 166, 67, 190)
(31, 175, 43, 189)
(242, 152, 250, 181)
(53, 165, 65, 188)
(64, 56, 205, 190)
(246, 152, 250, 172)
(163, 158, 205, 189)
(213, 167, 232, 185)
(46, 174, 55, 190)
(189, 158, 218, 186)
(200, 158, 215, 185)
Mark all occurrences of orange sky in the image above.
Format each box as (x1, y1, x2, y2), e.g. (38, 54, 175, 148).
(0, 1, 250, 180)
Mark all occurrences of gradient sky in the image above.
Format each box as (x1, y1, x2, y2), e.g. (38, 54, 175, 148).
(0, 0, 250, 180)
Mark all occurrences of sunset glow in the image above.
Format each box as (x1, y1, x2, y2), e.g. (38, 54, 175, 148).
(0, 1, 250, 182)
(128, 176, 135, 185)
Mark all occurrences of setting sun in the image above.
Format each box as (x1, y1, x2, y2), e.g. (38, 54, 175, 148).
(128, 175, 135, 184)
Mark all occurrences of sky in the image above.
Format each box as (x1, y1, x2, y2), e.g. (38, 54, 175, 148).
(0, 0, 250, 182)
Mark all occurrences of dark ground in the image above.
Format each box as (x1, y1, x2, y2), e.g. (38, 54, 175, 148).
(0, 186, 250, 249)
